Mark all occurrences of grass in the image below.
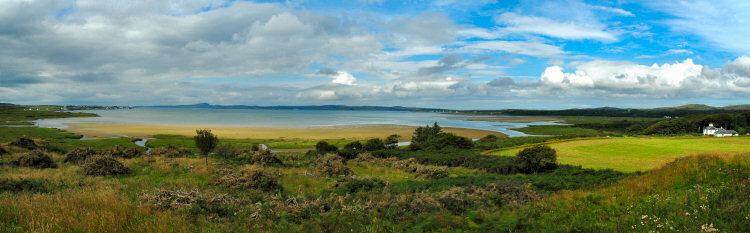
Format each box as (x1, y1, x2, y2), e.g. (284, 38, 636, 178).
(0, 127, 143, 153)
(512, 125, 609, 137)
(490, 136, 750, 172)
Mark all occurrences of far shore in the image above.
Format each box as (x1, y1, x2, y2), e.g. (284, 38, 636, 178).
(62, 123, 507, 140)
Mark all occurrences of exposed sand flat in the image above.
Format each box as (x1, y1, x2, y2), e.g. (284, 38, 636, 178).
(65, 123, 507, 140)
(447, 115, 560, 123)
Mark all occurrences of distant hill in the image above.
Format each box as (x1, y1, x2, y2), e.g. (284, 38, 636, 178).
(651, 104, 750, 111)
(138, 103, 449, 112)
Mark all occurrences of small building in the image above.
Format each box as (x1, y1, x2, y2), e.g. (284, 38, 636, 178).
(703, 123, 720, 135)
(715, 129, 739, 137)
(703, 123, 738, 137)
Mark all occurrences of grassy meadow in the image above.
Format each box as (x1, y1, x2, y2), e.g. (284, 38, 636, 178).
(1, 107, 749, 232)
(490, 136, 750, 172)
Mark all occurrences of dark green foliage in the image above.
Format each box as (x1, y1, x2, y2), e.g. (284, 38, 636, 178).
(104, 145, 143, 159)
(63, 147, 97, 164)
(336, 149, 359, 160)
(0, 146, 8, 155)
(315, 141, 338, 154)
(385, 134, 400, 149)
(386, 149, 519, 174)
(642, 118, 693, 135)
(11, 150, 57, 168)
(9, 136, 39, 150)
(82, 155, 132, 176)
(343, 141, 363, 151)
(475, 136, 552, 150)
(363, 138, 386, 151)
(331, 177, 388, 195)
(410, 122, 443, 150)
(414, 165, 449, 179)
(409, 123, 473, 150)
(194, 129, 219, 164)
(250, 144, 260, 151)
(0, 178, 54, 193)
(515, 145, 557, 174)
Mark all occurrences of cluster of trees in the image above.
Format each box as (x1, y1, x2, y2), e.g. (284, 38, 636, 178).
(409, 122, 473, 151)
(642, 112, 750, 135)
(313, 135, 400, 159)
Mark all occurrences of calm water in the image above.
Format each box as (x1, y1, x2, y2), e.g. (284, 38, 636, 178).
(35, 108, 561, 137)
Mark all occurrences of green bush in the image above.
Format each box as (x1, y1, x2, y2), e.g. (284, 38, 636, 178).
(82, 155, 132, 176)
(252, 149, 282, 166)
(215, 143, 246, 159)
(9, 136, 39, 150)
(515, 145, 557, 174)
(363, 138, 386, 151)
(151, 145, 192, 158)
(331, 177, 388, 194)
(315, 141, 338, 154)
(11, 150, 57, 168)
(336, 149, 359, 160)
(343, 141, 363, 151)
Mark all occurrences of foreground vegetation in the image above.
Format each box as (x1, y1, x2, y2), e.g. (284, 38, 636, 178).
(1, 104, 749, 232)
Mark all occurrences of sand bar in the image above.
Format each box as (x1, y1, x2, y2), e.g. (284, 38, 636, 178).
(65, 123, 507, 140)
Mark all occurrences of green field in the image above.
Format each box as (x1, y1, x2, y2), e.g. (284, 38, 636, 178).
(490, 136, 750, 172)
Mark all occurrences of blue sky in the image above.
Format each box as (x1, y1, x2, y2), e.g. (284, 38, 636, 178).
(0, 0, 749, 109)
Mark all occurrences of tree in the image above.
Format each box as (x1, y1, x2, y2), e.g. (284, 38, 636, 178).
(363, 138, 385, 151)
(385, 134, 400, 149)
(194, 129, 219, 165)
(343, 141, 363, 151)
(515, 145, 557, 174)
(315, 141, 338, 155)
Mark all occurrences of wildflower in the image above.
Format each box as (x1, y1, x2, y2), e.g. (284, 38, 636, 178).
(700, 223, 719, 233)
(642, 215, 649, 220)
(685, 212, 690, 216)
(656, 224, 663, 229)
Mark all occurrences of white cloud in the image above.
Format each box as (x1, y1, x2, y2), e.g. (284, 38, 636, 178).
(331, 72, 357, 85)
(536, 57, 750, 97)
(462, 41, 565, 58)
(493, 12, 618, 42)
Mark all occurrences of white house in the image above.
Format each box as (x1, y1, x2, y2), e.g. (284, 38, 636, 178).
(703, 123, 738, 137)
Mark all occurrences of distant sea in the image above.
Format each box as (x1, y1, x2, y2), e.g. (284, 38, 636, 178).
(36, 108, 561, 137)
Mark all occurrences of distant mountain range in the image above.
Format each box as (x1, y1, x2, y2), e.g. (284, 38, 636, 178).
(138, 103, 450, 112)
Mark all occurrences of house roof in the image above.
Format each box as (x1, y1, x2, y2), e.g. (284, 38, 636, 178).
(704, 126, 720, 130)
(715, 129, 738, 134)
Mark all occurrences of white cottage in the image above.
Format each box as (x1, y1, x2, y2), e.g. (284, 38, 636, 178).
(703, 123, 738, 137)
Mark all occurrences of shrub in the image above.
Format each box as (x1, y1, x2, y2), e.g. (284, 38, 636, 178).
(252, 149, 282, 166)
(392, 158, 419, 172)
(0, 146, 9, 155)
(363, 138, 386, 151)
(215, 143, 246, 159)
(315, 141, 338, 154)
(209, 167, 282, 191)
(414, 165, 449, 179)
(315, 154, 353, 177)
(516, 145, 557, 174)
(122, 147, 143, 158)
(437, 188, 471, 214)
(343, 141, 363, 151)
(332, 177, 388, 194)
(385, 134, 400, 149)
(104, 146, 142, 159)
(250, 144, 260, 151)
(480, 181, 538, 207)
(139, 189, 239, 218)
(9, 136, 38, 150)
(82, 155, 132, 176)
(151, 145, 192, 158)
(0, 178, 53, 193)
(336, 149, 359, 160)
(63, 147, 97, 164)
(11, 150, 57, 168)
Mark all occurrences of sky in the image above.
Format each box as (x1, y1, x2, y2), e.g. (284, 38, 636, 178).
(1, 0, 749, 109)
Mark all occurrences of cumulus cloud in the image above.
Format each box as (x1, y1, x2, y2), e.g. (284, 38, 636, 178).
(535, 57, 750, 97)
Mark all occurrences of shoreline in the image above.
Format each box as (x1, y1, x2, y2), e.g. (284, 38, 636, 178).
(54, 122, 508, 140)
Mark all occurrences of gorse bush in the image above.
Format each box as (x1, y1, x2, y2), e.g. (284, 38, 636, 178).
(209, 167, 282, 192)
(414, 165, 449, 179)
(392, 158, 419, 172)
(315, 154, 353, 177)
(11, 150, 57, 168)
(215, 143, 246, 159)
(139, 189, 240, 218)
(82, 155, 131, 176)
(252, 149, 282, 166)
(151, 145, 192, 158)
(9, 136, 39, 150)
(0, 146, 9, 155)
(104, 145, 143, 159)
(63, 147, 97, 164)
(515, 145, 557, 174)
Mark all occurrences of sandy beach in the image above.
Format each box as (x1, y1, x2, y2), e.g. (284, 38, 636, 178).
(65, 123, 507, 140)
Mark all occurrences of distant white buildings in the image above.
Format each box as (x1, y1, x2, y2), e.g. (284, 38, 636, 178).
(703, 123, 739, 137)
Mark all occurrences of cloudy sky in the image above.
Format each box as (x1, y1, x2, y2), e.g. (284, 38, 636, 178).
(1, 0, 749, 109)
